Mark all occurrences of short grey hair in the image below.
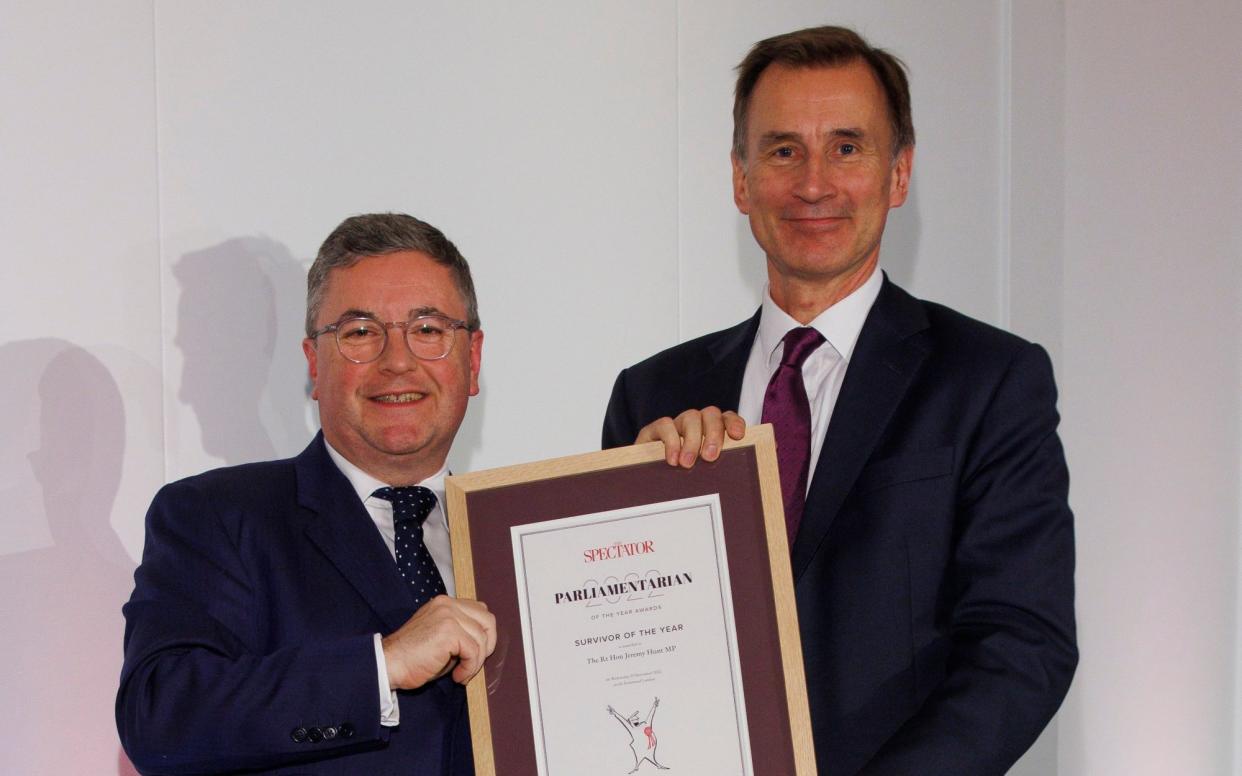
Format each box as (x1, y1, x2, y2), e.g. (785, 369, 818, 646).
(305, 212, 480, 337)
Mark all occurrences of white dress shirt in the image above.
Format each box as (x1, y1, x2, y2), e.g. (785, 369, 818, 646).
(323, 440, 458, 727)
(737, 269, 883, 493)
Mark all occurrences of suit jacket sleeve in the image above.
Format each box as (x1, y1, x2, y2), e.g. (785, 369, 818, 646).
(859, 343, 1077, 774)
(602, 368, 641, 449)
(117, 479, 384, 775)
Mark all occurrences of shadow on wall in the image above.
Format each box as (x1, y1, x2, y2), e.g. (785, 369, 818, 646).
(732, 176, 922, 293)
(734, 214, 769, 295)
(448, 372, 486, 475)
(173, 236, 488, 476)
(174, 237, 315, 465)
(0, 339, 139, 774)
(881, 179, 921, 289)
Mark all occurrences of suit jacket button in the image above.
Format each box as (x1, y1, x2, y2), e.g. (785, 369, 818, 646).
(291, 727, 308, 743)
(307, 726, 323, 743)
(339, 722, 355, 739)
(322, 726, 338, 740)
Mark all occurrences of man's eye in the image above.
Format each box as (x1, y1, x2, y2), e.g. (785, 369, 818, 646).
(774, 146, 795, 158)
(411, 322, 447, 338)
(839, 143, 857, 155)
(341, 322, 381, 339)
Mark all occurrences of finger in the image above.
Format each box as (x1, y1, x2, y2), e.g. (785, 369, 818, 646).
(699, 406, 725, 461)
(722, 410, 747, 440)
(454, 597, 499, 656)
(448, 602, 488, 653)
(449, 632, 483, 683)
(452, 654, 478, 684)
(482, 611, 498, 655)
(431, 656, 455, 682)
(453, 604, 495, 683)
(404, 597, 483, 685)
(633, 416, 672, 445)
(452, 617, 490, 683)
(675, 410, 703, 468)
(635, 417, 681, 466)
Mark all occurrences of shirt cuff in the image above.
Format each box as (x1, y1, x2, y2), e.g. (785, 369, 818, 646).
(374, 633, 400, 726)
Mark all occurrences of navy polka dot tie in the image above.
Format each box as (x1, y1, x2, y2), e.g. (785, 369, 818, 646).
(372, 486, 447, 607)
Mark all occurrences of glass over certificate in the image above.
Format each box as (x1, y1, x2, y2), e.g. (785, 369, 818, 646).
(446, 425, 816, 776)
(511, 494, 752, 775)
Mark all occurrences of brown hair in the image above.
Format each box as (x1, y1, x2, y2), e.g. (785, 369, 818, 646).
(732, 25, 914, 159)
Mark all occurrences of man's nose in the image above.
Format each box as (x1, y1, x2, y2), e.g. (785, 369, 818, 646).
(792, 152, 837, 202)
(376, 326, 418, 372)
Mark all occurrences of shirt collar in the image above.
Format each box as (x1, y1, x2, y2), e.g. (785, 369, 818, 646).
(322, 439, 449, 521)
(757, 268, 883, 366)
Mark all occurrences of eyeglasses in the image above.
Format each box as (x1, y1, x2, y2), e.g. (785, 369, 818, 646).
(309, 314, 472, 363)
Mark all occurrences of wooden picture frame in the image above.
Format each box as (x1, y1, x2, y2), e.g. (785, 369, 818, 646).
(446, 424, 815, 775)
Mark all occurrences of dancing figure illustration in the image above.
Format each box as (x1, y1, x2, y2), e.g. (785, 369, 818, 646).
(606, 697, 669, 773)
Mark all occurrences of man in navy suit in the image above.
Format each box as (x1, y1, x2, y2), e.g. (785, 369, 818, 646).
(603, 26, 1076, 775)
(118, 213, 496, 774)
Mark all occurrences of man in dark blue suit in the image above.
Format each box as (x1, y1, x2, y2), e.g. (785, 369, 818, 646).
(118, 213, 496, 774)
(603, 27, 1076, 775)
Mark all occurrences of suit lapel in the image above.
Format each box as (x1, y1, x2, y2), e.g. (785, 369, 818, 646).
(695, 310, 760, 410)
(296, 434, 414, 633)
(790, 278, 931, 580)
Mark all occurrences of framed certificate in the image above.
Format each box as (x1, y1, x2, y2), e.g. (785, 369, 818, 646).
(446, 425, 815, 775)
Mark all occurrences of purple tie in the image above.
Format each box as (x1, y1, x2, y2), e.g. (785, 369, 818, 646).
(372, 486, 447, 608)
(761, 327, 826, 545)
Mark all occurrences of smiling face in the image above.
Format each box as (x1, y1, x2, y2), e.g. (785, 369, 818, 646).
(732, 60, 912, 318)
(303, 251, 482, 484)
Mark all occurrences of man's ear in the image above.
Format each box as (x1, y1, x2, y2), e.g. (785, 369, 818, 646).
(731, 151, 751, 215)
(302, 338, 320, 400)
(889, 145, 914, 208)
(467, 330, 483, 397)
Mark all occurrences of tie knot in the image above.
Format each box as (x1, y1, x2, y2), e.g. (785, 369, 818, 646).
(779, 327, 825, 369)
(372, 485, 437, 526)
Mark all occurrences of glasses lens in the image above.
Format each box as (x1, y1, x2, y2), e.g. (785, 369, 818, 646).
(406, 316, 455, 360)
(335, 318, 386, 363)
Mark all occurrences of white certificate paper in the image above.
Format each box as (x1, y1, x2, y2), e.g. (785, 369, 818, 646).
(511, 494, 753, 776)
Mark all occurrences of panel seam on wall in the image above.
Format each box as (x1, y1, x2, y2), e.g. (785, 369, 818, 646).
(151, 0, 168, 484)
(998, 0, 1013, 329)
(675, 0, 684, 342)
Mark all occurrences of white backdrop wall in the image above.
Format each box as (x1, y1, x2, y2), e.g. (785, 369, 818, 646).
(1059, 2, 1242, 773)
(2, 2, 1238, 774)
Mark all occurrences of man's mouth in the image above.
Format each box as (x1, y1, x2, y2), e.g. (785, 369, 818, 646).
(786, 213, 849, 222)
(784, 215, 849, 232)
(372, 391, 426, 404)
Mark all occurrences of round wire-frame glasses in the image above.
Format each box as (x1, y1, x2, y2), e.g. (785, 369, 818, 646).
(309, 314, 472, 363)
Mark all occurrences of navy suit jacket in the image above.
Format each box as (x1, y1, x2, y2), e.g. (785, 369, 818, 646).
(117, 434, 472, 775)
(603, 277, 1077, 775)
